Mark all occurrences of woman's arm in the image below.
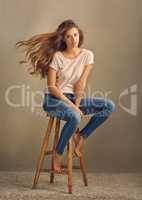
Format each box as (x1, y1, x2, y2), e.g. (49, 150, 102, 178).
(47, 67, 73, 106)
(74, 64, 93, 106)
(47, 67, 84, 116)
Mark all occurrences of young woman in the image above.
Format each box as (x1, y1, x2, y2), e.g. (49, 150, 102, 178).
(16, 19, 116, 173)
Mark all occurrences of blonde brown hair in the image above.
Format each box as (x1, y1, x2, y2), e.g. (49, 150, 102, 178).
(15, 19, 84, 79)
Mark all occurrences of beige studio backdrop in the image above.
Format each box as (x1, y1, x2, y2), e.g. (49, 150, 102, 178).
(0, 0, 142, 172)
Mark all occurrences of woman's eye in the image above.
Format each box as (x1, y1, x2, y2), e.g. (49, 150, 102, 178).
(66, 33, 78, 39)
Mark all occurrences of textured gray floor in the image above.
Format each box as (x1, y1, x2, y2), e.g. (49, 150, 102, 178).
(0, 171, 142, 200)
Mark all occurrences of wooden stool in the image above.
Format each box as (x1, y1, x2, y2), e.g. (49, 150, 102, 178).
(32, 115, 88, 194)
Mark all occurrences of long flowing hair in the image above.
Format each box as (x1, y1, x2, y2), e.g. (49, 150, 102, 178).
(15, 19, 84, 79)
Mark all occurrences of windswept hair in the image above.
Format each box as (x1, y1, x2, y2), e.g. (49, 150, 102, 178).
(15, 19, 84, 79)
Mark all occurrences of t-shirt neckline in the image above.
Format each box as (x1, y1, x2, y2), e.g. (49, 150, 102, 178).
(60, 48, 83, 61)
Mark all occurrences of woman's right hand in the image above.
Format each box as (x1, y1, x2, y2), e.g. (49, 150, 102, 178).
(71, 104, 84, 117)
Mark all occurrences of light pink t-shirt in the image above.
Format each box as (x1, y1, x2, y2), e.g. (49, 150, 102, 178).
(45, 48, 95, 94)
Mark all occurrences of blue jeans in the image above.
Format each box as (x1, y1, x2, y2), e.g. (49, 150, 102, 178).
(43, 93, 116, 155)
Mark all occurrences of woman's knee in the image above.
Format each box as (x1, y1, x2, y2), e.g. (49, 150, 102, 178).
(68, 110, 81, 126)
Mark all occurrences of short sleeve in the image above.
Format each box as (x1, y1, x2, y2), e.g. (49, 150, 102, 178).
(85, 50, 95, 65)
(49, 52, 60, 71)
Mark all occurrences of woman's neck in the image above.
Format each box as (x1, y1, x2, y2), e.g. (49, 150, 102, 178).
(64, 47, 81, 56)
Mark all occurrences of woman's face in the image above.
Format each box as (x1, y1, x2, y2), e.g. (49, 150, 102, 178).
(64, 27, 80, 49)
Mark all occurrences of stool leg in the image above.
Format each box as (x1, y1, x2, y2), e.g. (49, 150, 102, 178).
(79, 155, 88, 186)
(32, 117, 54, 189)
(67, 138, 73, 194)
(73, 128, 88, 186)
(50, 118, 60, 183)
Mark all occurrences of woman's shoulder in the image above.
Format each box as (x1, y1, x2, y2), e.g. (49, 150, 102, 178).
(53, 51, 61, 57)
(81, 48, 94, 55)
(52, 51, 63, 62)
(53, 51, 65, 61)
(82, 48, 95, 64)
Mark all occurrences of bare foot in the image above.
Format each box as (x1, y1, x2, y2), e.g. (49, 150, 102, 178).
(53, 151, 62, 173)
(74, 136, 85, 158)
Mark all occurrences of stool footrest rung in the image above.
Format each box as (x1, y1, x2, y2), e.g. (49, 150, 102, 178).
(61, 164, 80, 169)
(73, 165, 80, 169)
(45, 150, 53, 155)
(41, 168, 67, 174)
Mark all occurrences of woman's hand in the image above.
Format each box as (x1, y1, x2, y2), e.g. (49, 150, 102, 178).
(72, 104, 84, 117)
(69, 102, 84, 117)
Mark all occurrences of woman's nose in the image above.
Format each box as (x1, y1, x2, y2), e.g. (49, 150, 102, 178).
(71, 37, 75, 42)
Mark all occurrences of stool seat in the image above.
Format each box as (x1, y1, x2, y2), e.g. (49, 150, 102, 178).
(32, 115, 88, 194)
